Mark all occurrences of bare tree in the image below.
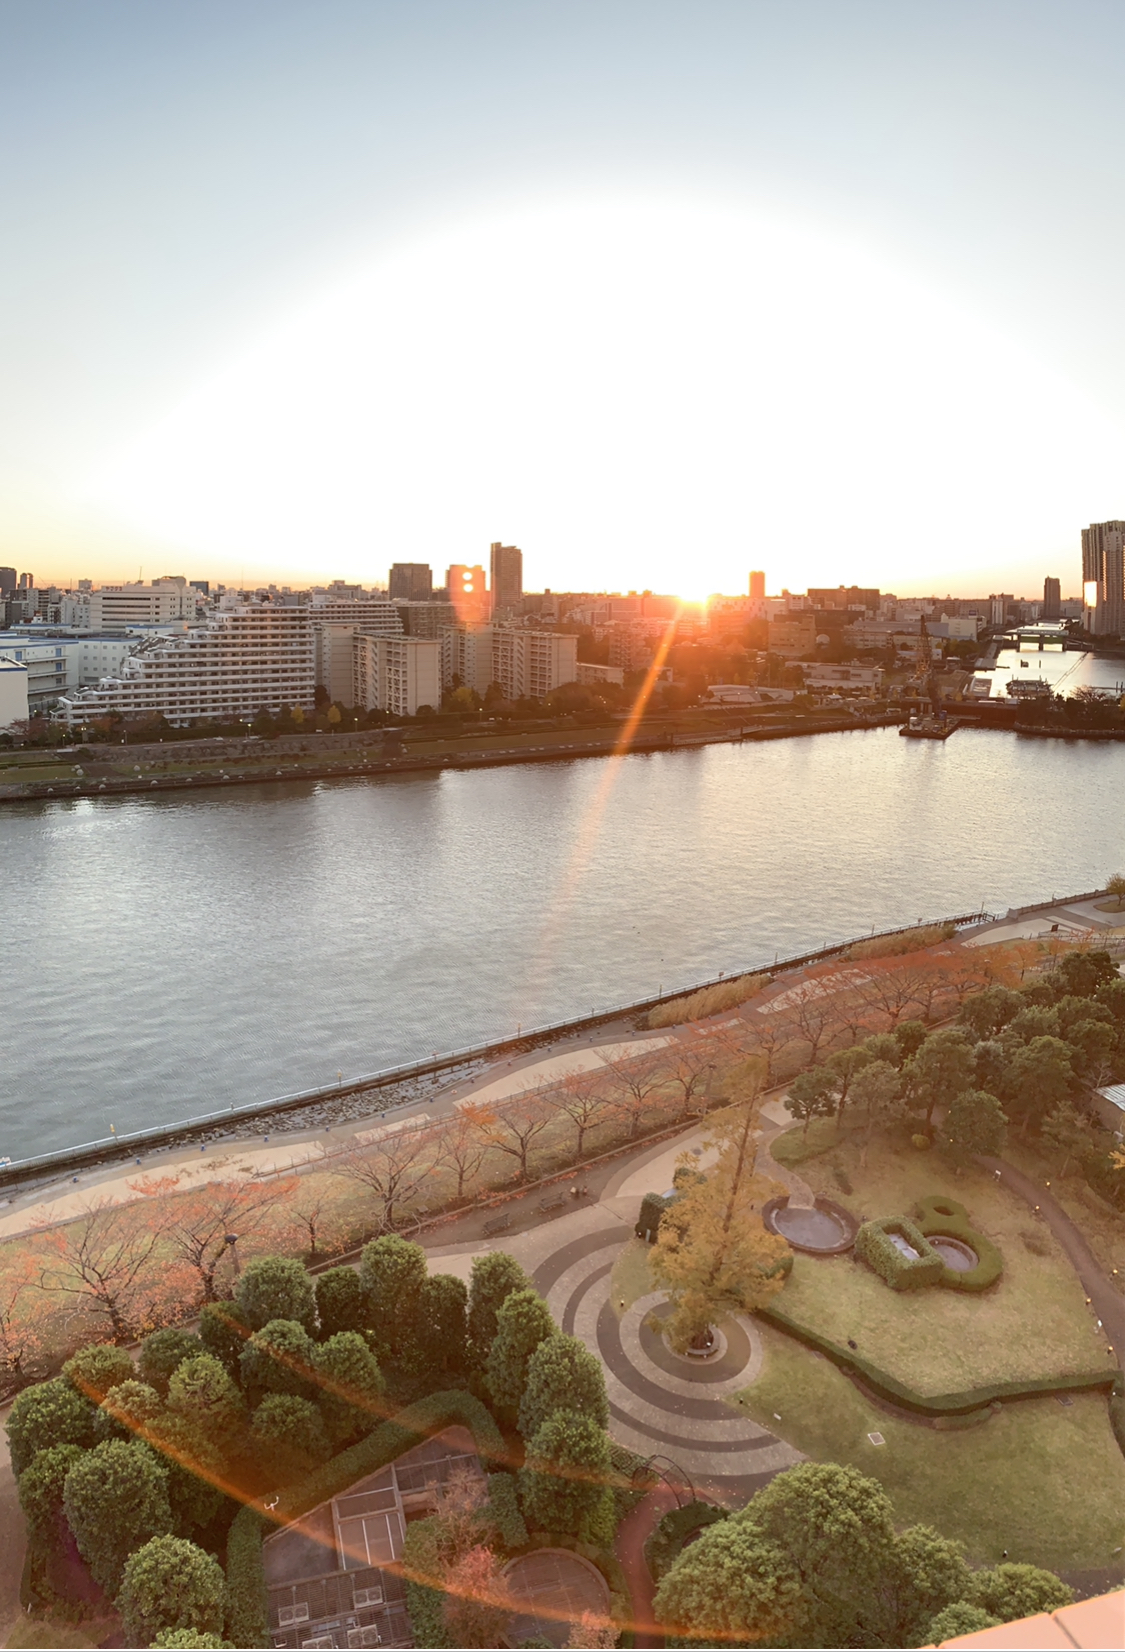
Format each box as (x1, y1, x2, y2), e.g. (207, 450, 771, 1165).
(554, 1069, 612, 1157)
(133, 1173, 295, 1302)
(661, 1039, 722, 1122)
(0, 1253, 52, 1391)
(274, 1177, 351, 1262)
(336, 1119, 440, 1230)
(855, 965, 926, 1028)
(479, 1088, 555, 1181)
(601, 1051, 668, 1139)
(743, 1014, 799, 1085)
(791, 991, 838, 1067)
(35, 1198, 176, 1343)
(433, 1105, 494, 1202)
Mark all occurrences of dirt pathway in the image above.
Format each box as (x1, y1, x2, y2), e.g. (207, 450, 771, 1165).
(614, 1483, 678, 1648)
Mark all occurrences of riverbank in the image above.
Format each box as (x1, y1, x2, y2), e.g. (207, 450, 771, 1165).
(0, 709, 901, 802)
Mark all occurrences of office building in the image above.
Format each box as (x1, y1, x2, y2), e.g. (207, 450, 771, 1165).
(1081, 521, 1125, 636)
(57, 605, 316, 726)
(446, 564, 488, 620)
(767, 614, 818, 658)
(0, 568, 16, 595)
(748, 571, 766, 600)
(1042, 577, 1061, 621)
(59, 580, 198, 632)
(489, 543, 523, 615)
(388, 563, 433, 603)
(353, 634, 440, 718)
(0, 657, 28, 728)
(808, 586, 880, 612)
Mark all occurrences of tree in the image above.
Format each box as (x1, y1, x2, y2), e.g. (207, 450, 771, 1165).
(1066, 1017, 1117, 1086)
(467, 1252, 532, 1372)
(653, 1516, 803, 1645)
(314, 1331, 386, 1445)
(198, 1300, 249, 1375)
(1005, 1005, 1061, 1046)
(359, 1235, 428, 1371)
(520, 1409, 611, 1537)
(959, 986, 1023, 1040)
(275, 1179, 349, 1263)
(17, 1442, 85, 1549)
(417, 1273, 469, 1386)
(1105, 871, 1125, 910)
(0, 1253, 53, 1390)
(1041, 1102, 1091, 1176)
(103, 1378, 164, 1436)
(433, 1105, 492, 1202)
(442, 1544, 511, 1649)
(250, 1393, 332, 1483)
(904, 1029, 974, 1125)
(661, 1039, 722, 1122)
(791, 992, 837, 1067)
(167, 1354, 248, 1456)
(63, 1438, 174, 1595)
(967, 1562, 1073, 1621)
(239, 1319, 317, 1401)
(485, 1289, 555, 1413)
(63, 1342, 135, 1403)
(894, 1018, 929, 1062)
(234, 1255, 317, 1333)
(925, 1602, 1001, 1642)
(314, 1267, 367, 1339)
(137, 1175, 288, 1304)
(1055, 948, 1116, 1000)
(152, 1631, 231, 1648)
(567, 1610, 618, 1648)
(786, 1067, 838, 1137)
(863, 1031, 904, 1069)
(337, 1120, 437, 1230)
(649, 1096, 790, 1353)
(139, 1329, 203, 1397)
(518, 1334, 608, 1442)
(866, 1525, 972, 1648)
(554, 1070, 612, 1154)
(825, 1044, 873, 1116)
(7, 1377, 99, 1476)
(480, 1088, 555, 1177)
(1006, 1037, 1074, 1138)
(972, 1038, 1009, 1097)
(943, 1090, 1008, 1160)
(36, 1197, 175, 1342)
(118, 1534, 226, 1646)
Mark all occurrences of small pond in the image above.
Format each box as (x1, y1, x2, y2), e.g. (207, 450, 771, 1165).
(772, 1205, 849, 1250)
(929, 1234, 979, 1271)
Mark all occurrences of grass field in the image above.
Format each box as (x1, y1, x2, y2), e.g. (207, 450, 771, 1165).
(768, 1129, 1109, 1393)
(734, 1321, 1125, 1572)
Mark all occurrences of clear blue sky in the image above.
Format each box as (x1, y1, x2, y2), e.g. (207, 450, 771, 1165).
(4, 0, 1125, 595)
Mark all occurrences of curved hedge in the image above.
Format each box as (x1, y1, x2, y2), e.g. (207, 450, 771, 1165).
(757, 1303, 1116, 1417)
(854, 1216, 943, 1291)
(644, 1501, 727, 1584)
(913, 1195, 1003, 1292)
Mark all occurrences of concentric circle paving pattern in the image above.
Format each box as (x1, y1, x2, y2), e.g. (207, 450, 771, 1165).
(534, 1229, 802, 1503)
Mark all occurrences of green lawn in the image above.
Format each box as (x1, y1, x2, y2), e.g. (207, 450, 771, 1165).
(769, 1131, 1108, 1394)
(734, 1321, 1125, 1571)
(609, 1237, 657, 1315)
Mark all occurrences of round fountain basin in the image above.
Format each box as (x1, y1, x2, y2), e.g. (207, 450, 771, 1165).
(929, 1235, 978, 1271)
(772, 1205, 849, 1250)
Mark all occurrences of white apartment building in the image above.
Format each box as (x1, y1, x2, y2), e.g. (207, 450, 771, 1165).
(440, 624, 578, 700)
(309, 596, 403, 633)
(0, 634, 150, 708)
(314, 625, 361, 706)
(0, 657, 28, 728)
(56, 606, 315, 726)
(353, 634, 440, 718)
(66, 580, 198, 632)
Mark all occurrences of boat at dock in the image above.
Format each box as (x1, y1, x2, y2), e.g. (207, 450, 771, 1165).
(900, 715, 959, 740)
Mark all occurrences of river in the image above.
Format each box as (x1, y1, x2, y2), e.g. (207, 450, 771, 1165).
(3, 724, 1123, 1160)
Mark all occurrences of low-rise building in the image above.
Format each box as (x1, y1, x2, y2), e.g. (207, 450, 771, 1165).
(576, 661, 624, 687)
(0, 657, 28, 728)
(767, 614, 818, 658)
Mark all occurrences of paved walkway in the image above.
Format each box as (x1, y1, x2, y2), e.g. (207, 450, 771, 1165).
(982, 1157, 1125, 1367)
(615, 1484, 678, 1649)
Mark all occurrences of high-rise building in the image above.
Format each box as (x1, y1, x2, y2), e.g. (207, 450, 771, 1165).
(489, 543, 523, 615)
(446, 564, 488, 620)
(388, 563, 433, 602)
(0, 567, 16, 594)
(749, 570, 766, 600)
(1042, 576, 1061, 621)
(1081, 521, 1125, 637)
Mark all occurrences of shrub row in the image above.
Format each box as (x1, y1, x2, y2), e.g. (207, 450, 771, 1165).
(225, 1506, 270, 1649)
(757, 1304, 1117, 1417)
(913, 1195, 1003, 1292)
(854, 1216, 944, 1291)
(484, 1471, 529, 1550)
(844, 922, 955, 960)
(644, 1500, 727, 1584)
(646, 972, 769, 1029)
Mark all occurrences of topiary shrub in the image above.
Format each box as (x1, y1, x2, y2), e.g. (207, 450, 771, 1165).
(483, 1471, 529, 1550)
(636, 1191, 674, 1242)
(854, 1217, 943, 1291)
(63, 1343, 135, 1403)
(139, 1329, 203, 1396)
(17, 1443, 85, 1549)
(239, 1319, 316, 1401)
(314, 1267, 368, 1340)
(645, 1500, 728, 1584)
(235, 1255, 317, 1333)
(118, 1533, 227, 1646)
(62, 1438, 174, 1596)
(251, 1394, 332, 1484)
(913, 1195, 1003, 1292)
(198, 1301, 249, 1376)
(7, 1378, 99, 1476)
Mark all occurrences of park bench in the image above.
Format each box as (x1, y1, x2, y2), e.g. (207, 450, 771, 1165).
(482, 1210, 512, 1237)
(538, 1190, 569, 1214)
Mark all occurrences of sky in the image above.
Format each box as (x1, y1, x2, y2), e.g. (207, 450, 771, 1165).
(5, 0, 1125, 599)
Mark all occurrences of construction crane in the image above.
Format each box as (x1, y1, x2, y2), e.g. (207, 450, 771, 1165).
(913, 613, 940, 716)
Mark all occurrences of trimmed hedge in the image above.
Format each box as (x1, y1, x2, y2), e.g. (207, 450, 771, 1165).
(636, 1191, 674, 1242)
(484, 1471, 529, 1550)
(854, 1216, 944, 1291)
(757, 1303, 1117, 1417)
(644, 1500, 727, 1584)
(913, 1195, 1003, 1293)
(274, 1389, 508, 1522)
(225, 1506, 269, 1649)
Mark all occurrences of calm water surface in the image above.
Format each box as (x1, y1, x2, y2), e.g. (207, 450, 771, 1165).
(3, 726, 1122, 1158)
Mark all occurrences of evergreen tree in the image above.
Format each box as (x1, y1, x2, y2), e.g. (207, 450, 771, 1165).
(520, 1410, 611, 1538)
(250, 1394, 332, 1483)
(239, 1319, 317, 1401)
(467, 1253, 531, 1370)
(925, 1603, 1001, 1643)
(314, 1331, 386, 1445)
(118, 1534, 226, 1646)
(167, 1354, 248, 1456)
(904, 1029, 974, 1125)
(358, 1235, 428, 1370)
(138, 1329, 203, 1396)
(16, 1443, 85, 1549)
(418, 1273, 469, 1385)
(653, 1517, 802, 1645)
(63, 1343, 135, 1403)
(485, 1289, 555, 1413)
(198, 1301, 249, 1376)
(235, 1255, 317, 1333)
(866, 1525, 971, 1647)
(63, 1439, 174, 1595)
(943, 1090, 1008, 1159)
(518, 1335, 608, 1442)
(7, 1378, 99, 1476)
(314, 1266, 367, 1339)
(968, 1562, 1073, 1621)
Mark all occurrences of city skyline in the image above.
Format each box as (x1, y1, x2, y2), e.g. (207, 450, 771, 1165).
(7, 5, 1125, 596)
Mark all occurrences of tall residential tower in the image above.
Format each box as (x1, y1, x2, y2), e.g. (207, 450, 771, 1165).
(1081, 521, 1125, 637)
